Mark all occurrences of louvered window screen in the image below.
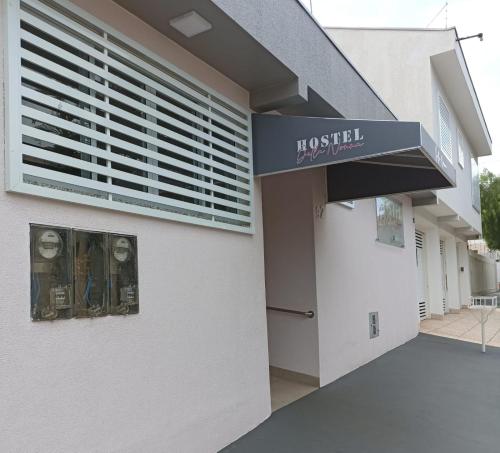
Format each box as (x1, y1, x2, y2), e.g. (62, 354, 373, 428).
(5, 0, 254, 233)
(438, 96, 452, 164)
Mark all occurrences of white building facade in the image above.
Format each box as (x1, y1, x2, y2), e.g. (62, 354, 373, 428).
(0, 2, 487, 452)
(328, 27, 493, 320)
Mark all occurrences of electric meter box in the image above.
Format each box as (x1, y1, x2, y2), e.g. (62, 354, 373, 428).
(30, 225, 73, 321)
(74, 230, 108, 317)
(30, 226, 139, 320)
(109, 234, 139, 315)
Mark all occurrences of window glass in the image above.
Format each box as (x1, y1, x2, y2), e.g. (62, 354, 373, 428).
(376, 197, 405, 247)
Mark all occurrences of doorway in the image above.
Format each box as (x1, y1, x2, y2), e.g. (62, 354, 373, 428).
(262, 170, 320, 411)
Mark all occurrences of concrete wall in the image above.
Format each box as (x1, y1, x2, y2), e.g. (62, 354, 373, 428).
(312, 169, 419, 385)
(0, 2, 270, 452)
(469, 252, 497, 295)
(263, 170, 319, 378)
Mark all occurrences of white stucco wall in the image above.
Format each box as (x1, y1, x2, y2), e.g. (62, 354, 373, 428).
(263, 170, 320, 378)
(312, 170, 419, 385)
(0, 2, 270, 452)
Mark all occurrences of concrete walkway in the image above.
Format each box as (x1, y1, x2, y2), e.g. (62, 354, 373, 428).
(221, 334, 500, 453)
(420, 308, 500, 347)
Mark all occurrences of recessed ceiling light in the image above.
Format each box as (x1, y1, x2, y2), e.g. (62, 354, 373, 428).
(169, 11, 212, 38)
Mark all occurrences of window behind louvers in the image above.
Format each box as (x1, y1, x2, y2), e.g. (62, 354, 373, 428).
(6, 0, 254, 233)
(438, 96, 452, 164)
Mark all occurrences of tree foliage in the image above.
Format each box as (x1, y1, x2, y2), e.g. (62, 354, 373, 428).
(480, 169, 500, 250)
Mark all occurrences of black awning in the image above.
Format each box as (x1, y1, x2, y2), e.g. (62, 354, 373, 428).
(252, 114, 456, 202)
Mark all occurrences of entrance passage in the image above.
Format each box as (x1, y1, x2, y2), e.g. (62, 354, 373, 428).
(262, 170, 320, 411)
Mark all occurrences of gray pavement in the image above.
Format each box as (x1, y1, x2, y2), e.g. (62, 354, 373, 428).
(221, 334, 500, 453)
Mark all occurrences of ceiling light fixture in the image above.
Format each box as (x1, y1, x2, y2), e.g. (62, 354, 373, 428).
(169, 11, 212, 38)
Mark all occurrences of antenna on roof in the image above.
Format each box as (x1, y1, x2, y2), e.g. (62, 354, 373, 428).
(426, 2, 448, 28)
(309, 0, 314, 15)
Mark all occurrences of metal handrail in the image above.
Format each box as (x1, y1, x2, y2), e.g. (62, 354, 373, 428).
(266, 306, 315, 319)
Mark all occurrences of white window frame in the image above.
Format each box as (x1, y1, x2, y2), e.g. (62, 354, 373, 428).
(438, 95, 453, 164)
(3, 0, 254, 234)
(457, 129, 465, 169)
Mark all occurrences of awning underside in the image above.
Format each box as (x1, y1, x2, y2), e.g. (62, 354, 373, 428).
(252, 114, 456, 202)
(327, 148, 453, 202)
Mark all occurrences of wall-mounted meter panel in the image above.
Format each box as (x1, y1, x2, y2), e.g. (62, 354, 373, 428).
(30, 226, 73, 321)
(30, 226, 139, 320)
(74, 231, 108, 317)
(109, 234, 139, 315)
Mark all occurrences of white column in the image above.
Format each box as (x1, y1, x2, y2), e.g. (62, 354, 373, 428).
(457, 242, 472, 307)
(426, 226, 444, 318)
(445, 237, 460, 312)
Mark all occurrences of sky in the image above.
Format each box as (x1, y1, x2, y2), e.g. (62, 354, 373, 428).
(298, 0, 500, 174)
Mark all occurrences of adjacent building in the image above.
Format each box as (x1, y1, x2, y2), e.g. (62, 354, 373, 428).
(328, 26, 493, 320)
(0, 2, 490, 452)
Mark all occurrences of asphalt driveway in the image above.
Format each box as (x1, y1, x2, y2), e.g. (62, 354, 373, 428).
(222, 334, 500, 453)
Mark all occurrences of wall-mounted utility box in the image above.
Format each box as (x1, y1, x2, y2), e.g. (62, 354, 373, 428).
(109, 235, 139, 315)
(30, 226, 73, 321)
(369, 312, 379, 339)
(74, 230, 108, 318)
(30, 225, 139, 321)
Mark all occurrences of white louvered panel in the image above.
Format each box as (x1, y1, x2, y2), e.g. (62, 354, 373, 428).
(415, 230, 424, 249)
(20, 1, 249, 138)
(415, 230, 429, 320)
(438, 96, 452, 164)
(419, 301, 427, 320)
(7, 0, 254, 233)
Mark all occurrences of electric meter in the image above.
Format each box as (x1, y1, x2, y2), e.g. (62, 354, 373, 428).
(30, 225, 73, 321)
(110, 234, 139, 315)
(112, 237, 131, 263)
(37, 230, 62, 260)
